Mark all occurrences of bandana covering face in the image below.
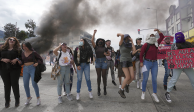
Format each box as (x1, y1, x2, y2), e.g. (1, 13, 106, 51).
(175, 32, 185, 43)
(146, 33, 158, 47)
(123, 34, 132, 48)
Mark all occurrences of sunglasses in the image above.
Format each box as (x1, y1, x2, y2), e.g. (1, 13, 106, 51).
(9, 39, 16, 41)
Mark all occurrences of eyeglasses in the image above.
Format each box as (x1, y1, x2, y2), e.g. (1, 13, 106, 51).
(9, 39, 16, 41)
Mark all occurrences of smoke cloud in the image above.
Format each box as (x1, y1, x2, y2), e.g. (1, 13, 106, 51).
(27, 0, 176, 53)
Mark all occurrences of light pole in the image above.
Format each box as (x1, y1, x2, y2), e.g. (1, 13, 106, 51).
(147, 8, 158, 29)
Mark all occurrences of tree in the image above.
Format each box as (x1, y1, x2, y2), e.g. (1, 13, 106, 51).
(17, 30, 28, 41)
(3, 23, 19, 39)
(25, 19, 36, 37)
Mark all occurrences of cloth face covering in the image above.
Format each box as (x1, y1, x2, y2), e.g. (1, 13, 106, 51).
(175, 32, 185, 43)
(146, 33, 158, 47)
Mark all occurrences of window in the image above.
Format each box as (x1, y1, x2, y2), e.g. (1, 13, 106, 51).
(171, 16, 174, 24)
(172, 27, 174, 35)
(191, 15, 193, 27)
(168, 20, 171, 27)
(176, 13, 180, 20)
(177, 23, 181, 31)
(169, 29, 172, 35)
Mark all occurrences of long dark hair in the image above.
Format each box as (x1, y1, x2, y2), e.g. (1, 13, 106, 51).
(22, 42, 34, 51)
(176, 42, 194, 49)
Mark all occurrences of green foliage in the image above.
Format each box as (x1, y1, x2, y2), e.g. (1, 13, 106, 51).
(25, 19, 36, 37)
(3, 23, 19, 39)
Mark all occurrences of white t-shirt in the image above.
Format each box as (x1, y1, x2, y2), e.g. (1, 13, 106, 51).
(55, 51, 72, 66)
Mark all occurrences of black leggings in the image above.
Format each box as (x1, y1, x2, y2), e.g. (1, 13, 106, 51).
(0, 68, 21, 102)
(96, 68, 107, 88)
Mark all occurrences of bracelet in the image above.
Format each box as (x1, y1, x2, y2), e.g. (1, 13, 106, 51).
(16, 58, 20, 61)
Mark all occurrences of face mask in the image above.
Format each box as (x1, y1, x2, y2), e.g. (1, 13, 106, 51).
(79, 41, 84, 46)
(98, 41, 103, 45)
(149, 37, 156, 43)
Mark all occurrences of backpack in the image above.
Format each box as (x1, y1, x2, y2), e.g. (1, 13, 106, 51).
(144, 43, 150, 58)
(51, 51, 62, 80)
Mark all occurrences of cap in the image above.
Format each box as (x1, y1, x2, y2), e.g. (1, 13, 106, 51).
(136, 37, 142, 40)
(124, 34, 130, 39)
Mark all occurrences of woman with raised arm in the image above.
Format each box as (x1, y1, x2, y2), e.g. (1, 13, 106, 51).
(117, 34, 136, 99)
(91, 30, 110, 96)
(139, 29, 165, 103)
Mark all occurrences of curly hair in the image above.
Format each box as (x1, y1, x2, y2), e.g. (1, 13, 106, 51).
(0, 37, 21, 51)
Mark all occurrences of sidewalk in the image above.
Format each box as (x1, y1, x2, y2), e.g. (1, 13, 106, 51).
(0, 65, 194, 112)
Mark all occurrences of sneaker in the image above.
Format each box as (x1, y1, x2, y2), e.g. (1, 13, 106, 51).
(76, 93, 80, 100)
(125, 85, 129, 93)
(141, 92, 145, 100)
(140, 82, 142, 90)
(119, 85, 121, 89)
(63, 92, 67, 96)
(137, 81, 140, 89)
(118, 89, 126, 98)
(89, 92, 93, 99)
(165, 92, 172, 103)
(66, 95, 73, 101)
(37, 98, 41, 106)
(164, 85, 167, 90)
(112, 80, 117, 86)
(152, 93, 159, 103)
(173, 85, 177, 90)
(58, 96, 62, 104)
(25, 97, 32, 105)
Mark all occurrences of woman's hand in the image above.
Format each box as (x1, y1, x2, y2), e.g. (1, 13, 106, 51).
(94, 30, 97, 34)
(1, 59, 11, 63)
(33, 63, 38, 67)
(140, 62, 143, 67)
(18, 60, 22, 65)
(11, 59, 18, 65)
(77, 66, 81, 70)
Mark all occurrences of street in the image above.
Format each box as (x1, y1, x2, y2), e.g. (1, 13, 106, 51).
(0, 65, 194, 112)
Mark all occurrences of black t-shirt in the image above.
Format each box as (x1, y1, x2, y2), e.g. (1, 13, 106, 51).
(135, 45, 143, 50)
(95, 46, 108, 58)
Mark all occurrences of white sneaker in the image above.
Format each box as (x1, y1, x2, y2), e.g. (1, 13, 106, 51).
(152, 93, 160, 103)
(58, 96, 62, 104)
(141, 92, 145, 100)
(37, 98, 41, 106)
(66, 95, 73, 101)
(25, 97, 32, 105)
(140, 82, 142, 90)
(137, 81, 140, 89)
(119, 85, 121, 89)
(89, 92, 93, 99)
(63, 92, 66, 96)
(76, 93, 80, 100)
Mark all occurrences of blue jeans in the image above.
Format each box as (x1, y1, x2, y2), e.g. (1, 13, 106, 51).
(23, 65, 40, 97)
(163, 59, 173, 86)
(167, 68, 194, 92)
(95, 57, 107, 69)
(64, 68, 73, 92)
(77, 63, 92, 93)
(142, 60, 158, 93)
(57, 65, 70, 96)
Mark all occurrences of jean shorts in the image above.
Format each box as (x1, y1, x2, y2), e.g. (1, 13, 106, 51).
(121, 61, 133, 68)
(95, 57, 107, 69)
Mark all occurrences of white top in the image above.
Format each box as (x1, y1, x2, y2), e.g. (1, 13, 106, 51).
(55, 51, 72, 66)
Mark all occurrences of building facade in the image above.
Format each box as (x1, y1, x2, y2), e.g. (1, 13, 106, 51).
(166, 0, 194, 43)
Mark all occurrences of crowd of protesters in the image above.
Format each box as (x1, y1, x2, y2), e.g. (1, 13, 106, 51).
(1, 28, 194, 108)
